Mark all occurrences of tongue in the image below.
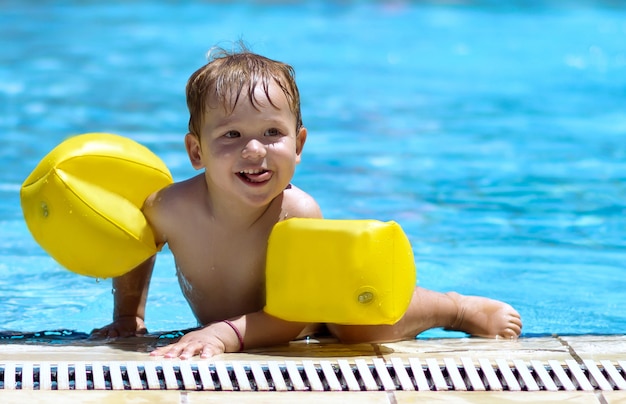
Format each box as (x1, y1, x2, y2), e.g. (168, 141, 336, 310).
(242, 171, 270, 183)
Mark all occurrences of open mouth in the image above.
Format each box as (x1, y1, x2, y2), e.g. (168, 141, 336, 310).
(237, 169, 272, 183)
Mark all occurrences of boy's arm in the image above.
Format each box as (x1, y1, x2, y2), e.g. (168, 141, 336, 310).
(90, 255, 156, 338)
(150, 311, 309, 359)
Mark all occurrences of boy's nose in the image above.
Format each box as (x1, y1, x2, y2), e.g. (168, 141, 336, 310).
(241, 138, 266, 159)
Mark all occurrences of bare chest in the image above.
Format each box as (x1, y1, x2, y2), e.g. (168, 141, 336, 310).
(168, 229, 269, 324)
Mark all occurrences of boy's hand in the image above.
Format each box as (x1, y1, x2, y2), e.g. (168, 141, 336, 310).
(90, 316, 147, 339)
(149, 322, 237, 359)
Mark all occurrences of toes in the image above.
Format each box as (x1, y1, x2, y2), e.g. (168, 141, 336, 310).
(498, 317, 522, 338)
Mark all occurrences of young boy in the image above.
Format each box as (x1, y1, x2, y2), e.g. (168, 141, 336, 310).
(91, 47, 522, 359)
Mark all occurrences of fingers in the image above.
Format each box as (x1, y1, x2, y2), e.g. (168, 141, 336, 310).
(89, 327, 128, 339)
(135, 326, 148, 336)
(89, 324, 147, 339)
(150, 342, 205, 360)
(150, 335, 225, 360)
(89, 327, 120, 339)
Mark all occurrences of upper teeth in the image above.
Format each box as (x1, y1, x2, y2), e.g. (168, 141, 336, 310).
(240, 169, 264, 174)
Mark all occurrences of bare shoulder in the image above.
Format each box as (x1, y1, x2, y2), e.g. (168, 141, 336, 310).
(144, 175, 204, 211)
(282, 184, 323, 219)
(142, 175, 206, 243)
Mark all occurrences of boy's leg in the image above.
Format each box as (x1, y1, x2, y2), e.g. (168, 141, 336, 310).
(327, 287, 521, 344)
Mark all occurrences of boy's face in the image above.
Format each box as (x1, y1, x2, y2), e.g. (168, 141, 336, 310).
(185, 80, 306, 208)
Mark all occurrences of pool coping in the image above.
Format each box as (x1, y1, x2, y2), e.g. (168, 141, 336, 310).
(1, 334, 625, 403)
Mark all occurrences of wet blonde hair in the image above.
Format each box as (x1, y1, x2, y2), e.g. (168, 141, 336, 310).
(186, 45, 302, 138)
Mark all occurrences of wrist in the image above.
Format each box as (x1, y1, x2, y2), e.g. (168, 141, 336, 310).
(221, 320, 245, 352)
(113, 313, 144, 322)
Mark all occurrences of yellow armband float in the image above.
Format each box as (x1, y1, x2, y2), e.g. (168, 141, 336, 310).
(20, 133, 173, 279)
(265, 218, 416, 325)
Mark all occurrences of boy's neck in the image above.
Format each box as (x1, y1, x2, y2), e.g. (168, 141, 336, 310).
(206, 190, 284, 230)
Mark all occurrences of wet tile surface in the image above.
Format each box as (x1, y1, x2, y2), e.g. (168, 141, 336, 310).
(0, 335, 576, 363)
(605, 391, 626, 404)
(186, 391, 393, 403)
(0, 390, 182, 404)
(561, 335, 626, 361)
(394, 391, 601, 403)
(379, 336, 571, 363)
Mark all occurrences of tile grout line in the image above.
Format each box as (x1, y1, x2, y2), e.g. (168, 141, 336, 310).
(555, 335, 584, 364)
(373, 343, 385, 358)
(555, 335, 609, 404)
(596, 392, 609, 404)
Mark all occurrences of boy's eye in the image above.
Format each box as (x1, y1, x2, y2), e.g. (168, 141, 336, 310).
(224, 131, 241, 138)
(264, 128, 281, 137)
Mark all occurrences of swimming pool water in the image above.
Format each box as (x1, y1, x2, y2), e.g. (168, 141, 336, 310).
(1, 1, 625, 338)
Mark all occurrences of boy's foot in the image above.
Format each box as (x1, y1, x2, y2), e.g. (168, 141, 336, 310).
(446, 292, 522, 339)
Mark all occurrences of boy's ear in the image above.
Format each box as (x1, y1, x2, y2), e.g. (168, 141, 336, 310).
(185, 133, 204, 170)
(295, 127, 307, 163)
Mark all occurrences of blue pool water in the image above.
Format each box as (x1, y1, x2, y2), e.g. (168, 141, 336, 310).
(1, 1, 625, 339)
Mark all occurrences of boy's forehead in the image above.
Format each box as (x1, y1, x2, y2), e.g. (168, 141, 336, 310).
(207, 78, 290, 111)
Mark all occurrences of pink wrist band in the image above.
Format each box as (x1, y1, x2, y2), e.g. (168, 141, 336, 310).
(222, 320, 244, 352)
